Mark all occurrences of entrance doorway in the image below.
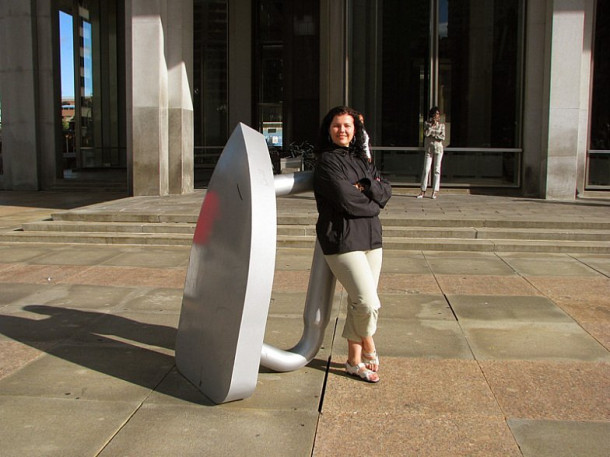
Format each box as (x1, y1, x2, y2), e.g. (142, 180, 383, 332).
(348, 0, 524, 188)
(56, 0, 126, 188)
(587, 0, 610, 190)
(254, 0, 320, 172)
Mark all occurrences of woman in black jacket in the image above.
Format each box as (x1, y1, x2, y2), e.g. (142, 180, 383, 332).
(313, 106, 392, 383)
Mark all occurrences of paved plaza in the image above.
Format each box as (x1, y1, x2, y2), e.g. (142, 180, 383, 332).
(0, 190, 609, 456)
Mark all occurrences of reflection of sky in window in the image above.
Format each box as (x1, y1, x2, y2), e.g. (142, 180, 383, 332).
(83, 21, 93, 97)
(59, 12, 93, 98)
(439, 0, 448, 38)
(60, 12, 74, 98)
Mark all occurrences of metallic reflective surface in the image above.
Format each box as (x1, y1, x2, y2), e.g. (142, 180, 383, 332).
(273, 170, 314, 196)
(175, 126, 335, 403)
(260, 240, 336, 372)
(175, 123, 276, 404)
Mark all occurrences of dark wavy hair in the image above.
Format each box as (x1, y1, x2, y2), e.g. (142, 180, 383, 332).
(314, 106, 367, 160)
(428, 106, 440, 119)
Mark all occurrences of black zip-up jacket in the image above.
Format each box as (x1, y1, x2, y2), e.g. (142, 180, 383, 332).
(313, 147, 392, 255)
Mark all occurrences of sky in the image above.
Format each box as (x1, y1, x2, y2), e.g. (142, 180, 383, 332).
(60, 12, 75, 99)
(60, 11, 93, 100)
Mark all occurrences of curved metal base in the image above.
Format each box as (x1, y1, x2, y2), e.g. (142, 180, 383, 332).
(260, 178, 336, 372)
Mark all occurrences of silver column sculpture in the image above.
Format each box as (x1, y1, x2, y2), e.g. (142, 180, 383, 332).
(175, 124, 336, 404)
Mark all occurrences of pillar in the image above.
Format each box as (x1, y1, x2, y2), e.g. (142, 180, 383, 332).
(127, 0, 169, 196)
(0, 0, 39, 190)
(167, 0, 194, 194)
(542, 0, 589, 199)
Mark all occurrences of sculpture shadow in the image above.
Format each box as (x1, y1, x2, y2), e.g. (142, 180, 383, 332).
(0, 304, 217, 405)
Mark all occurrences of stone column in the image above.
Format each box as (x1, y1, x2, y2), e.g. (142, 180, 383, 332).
(522, 0, 548, 197)
(0, 0, 39, 190)
(126, 0, 169, 196)
(166, 0, 194, 194)
(35, 0, 61, 189)
(541, 0, 589, 199)
(319, 0, 346, 115)
(228, 0, 252, 129)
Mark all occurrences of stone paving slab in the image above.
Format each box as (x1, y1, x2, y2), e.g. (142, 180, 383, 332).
(508, 419, 610, 457)
(447, 295, 575, 323)
(333, 318, 474, 360)
(0, 396, 138, 457)
(461, 324, 610, 361)
(117, 287, 184, 313)
(377, 293, 454, 320)
(499, 252, 603, 276)
(424, 251, 519, 275)
(98, 404, 319, 457)
(316, 358, 521, 457)
(149, 364, 327, 411)
(481, 360, 610, 421)
(525, 276, 610, 306)
(0, 344, 174, 402)
(435, 274, 544, 296)
(315, 412, 522, 457)
(572, 255, 610, 276)
(0, 340, 49, 379)
(378, 273, 443, 294)
(381, 250, 432, 273)
(68, 310, 179, 353)
(25, 246, 125, 266)
(323, 358, 502, 416)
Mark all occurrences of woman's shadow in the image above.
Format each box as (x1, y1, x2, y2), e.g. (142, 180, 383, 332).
(0, 304, 217, 405)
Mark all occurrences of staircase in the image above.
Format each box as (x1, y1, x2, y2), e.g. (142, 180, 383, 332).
(3, 207, 610, 253)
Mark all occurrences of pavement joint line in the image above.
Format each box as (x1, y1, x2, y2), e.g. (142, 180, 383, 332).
(569, 254, 610, 279)
(96, 398, 146, 456)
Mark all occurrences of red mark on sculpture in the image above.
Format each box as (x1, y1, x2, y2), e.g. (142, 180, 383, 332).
(193, 191, 220, 245)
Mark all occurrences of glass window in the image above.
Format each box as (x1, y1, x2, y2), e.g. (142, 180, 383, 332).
(193, 0, 228, 184)
(587, 0, 610, 188)
(56, 0, 125, 177)
(254, 0, 320, 156)
(349, 0, 524, 187)
(59, 10, 75, 168)
(440, 0, 523, 148)
(349, 0, 430, 147)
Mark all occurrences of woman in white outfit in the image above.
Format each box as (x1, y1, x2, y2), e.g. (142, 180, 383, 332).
(417, 107, 445, 199)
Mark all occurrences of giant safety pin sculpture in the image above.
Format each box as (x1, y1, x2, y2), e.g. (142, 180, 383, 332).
(175, 123, 336, 404)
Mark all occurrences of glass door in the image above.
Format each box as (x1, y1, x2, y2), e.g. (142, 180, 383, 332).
(587, 0, 610, 189)
(254, 0, 320, 171)
(56, 0, 125, 181)
(193, 0, 228, 187)
(348, 0, 524, 187)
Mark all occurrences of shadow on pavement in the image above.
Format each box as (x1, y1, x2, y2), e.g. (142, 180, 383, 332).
(0, 304, 218, 406)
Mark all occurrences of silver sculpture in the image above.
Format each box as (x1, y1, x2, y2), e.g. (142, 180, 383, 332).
(175, 123, 335, 404)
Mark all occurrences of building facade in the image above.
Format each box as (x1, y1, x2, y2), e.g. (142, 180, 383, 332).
(0, 0, 608, 199)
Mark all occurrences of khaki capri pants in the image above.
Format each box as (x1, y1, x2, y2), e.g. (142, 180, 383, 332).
(324, 248, 383, 341)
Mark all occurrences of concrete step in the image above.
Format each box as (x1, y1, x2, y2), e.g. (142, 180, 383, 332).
(50, 211, 198, 224)
(21, 220, 195, 234)
(51, 210, 610, 231)
(0, 231, 192, 245)
(3, 229, 610, 253)
(276, 235, 610, 253)
(279, 225, 610, 242)
(19, 220, 610, 243)
(3, 209, 609, 253)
